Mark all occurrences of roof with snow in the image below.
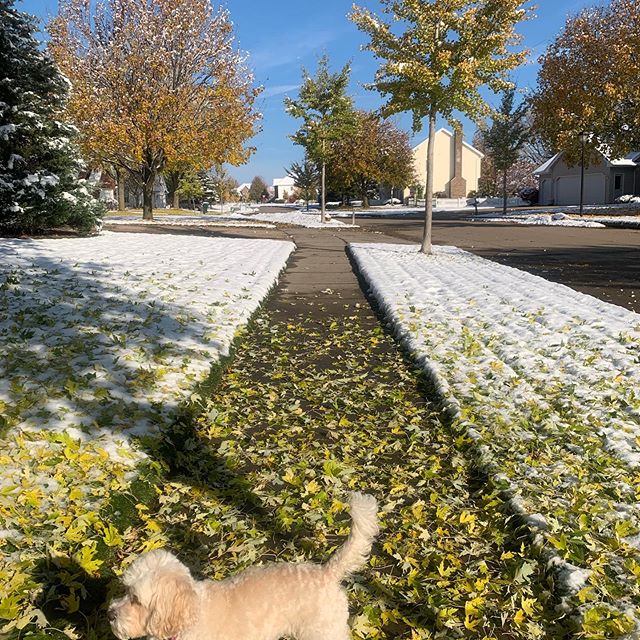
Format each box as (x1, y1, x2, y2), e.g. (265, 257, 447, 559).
(535, 150, 640, 174)
(534, 153, 561, 174)
(273, 176, 295, 188)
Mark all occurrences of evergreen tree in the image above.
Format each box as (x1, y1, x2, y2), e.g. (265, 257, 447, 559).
(479, 88, 530, 215)
(286, 158, 319, 210)
(176, 171, 203, 210)
(199, 171, 217, 205)
(248, 176, 268, 202)
(0, 0, 103, 234)
(285, 56, 355, 222)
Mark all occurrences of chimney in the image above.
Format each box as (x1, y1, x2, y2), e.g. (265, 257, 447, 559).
(448, 126, 467, 198)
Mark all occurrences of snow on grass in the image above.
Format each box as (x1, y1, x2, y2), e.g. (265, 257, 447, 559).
(475, 212, 605, 227)
(105, 210, 356, 228)
(241, 209, 357, 228)
(575, 216, 640, 229)
(0, 232, 293, 634)
(104, 214, 274, 228)
(332, 207, 424, 218)
(350, 242, 640, 634)
(472, 210, 640, 229)
(0, 232, 294, 445)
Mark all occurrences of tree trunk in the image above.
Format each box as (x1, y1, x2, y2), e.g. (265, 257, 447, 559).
(140, 148, 164, 220)
(142, 171, 155, 220)
(320, 137, 327, 223)
(421, 112, 436, 254)
(321, 159, 326, 223)
(117, 169, 126, 211)
(502, 168, 508, 216)
(172, 190, 179, 209)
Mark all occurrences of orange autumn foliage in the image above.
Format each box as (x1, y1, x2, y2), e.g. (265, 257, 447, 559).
(48, 0, 260, 218)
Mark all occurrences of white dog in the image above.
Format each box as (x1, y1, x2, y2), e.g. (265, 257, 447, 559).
(108, 493, 379, 640)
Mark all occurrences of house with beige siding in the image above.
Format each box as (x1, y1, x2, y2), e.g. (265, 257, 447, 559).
(406, 127, 483, 200)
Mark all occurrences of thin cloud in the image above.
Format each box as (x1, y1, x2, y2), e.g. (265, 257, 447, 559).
(249, 28, 346, 73)
(261, 84, 301, 99)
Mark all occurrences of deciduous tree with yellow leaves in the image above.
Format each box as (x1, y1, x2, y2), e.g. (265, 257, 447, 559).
(48, 0, 260, 220)
(350, 0, 531, 253)
(327, 111, 416, 207)
(531, 0, 640, 165)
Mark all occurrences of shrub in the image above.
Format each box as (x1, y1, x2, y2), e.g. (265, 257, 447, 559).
(518, 187, 539, 205)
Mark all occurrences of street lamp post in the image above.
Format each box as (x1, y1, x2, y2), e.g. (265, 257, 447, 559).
(578, 131, 588, 214)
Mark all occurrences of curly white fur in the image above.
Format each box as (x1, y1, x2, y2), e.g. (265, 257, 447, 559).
(108, 493, 379, 640)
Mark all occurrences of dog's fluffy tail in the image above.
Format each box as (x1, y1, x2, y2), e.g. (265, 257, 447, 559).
(325, 492, 379, 580)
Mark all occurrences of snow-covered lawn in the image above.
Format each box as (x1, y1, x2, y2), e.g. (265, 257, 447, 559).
(0, 232, 294, 634)
(239, 210, 357, 228)
(350, 243, 640, 631)
(1, 232, 293, 444)
(577, 215, 640, 229)
(104, 210, 357, 229)
(332, 207, 424, 218)
(473, 212, 606, 227)
(105, 214, 275, 228)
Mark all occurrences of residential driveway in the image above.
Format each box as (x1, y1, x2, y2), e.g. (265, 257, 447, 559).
(106, 211, 640, 313)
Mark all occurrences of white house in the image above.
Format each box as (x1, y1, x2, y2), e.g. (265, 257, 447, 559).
(535, 151, 640, 206)
(87, 169, 116, 203)
(406, 127, 483, 199)
(272, 176, 296, 201)
(236, 183, 251, 201)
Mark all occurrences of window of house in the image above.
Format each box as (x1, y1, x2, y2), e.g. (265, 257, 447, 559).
(614, 174, 622, 190)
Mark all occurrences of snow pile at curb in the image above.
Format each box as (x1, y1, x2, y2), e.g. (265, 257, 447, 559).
(239, 209, 357, 228)
(349, 242, 640, 634)
(332, 207, 424, 218)
(0, 233, 294, 447)
(472, 210, 640, 229)
(577, 216, 640, 229)
(475, 212, 605, 228)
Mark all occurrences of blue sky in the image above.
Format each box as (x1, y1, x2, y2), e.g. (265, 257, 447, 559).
(18, 0, 598, 184)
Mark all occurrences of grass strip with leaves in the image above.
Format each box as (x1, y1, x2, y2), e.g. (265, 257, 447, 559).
(350, 242, 640, 638)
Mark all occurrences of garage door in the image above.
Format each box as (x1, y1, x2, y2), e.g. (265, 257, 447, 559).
(555, 174, 606, 205)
